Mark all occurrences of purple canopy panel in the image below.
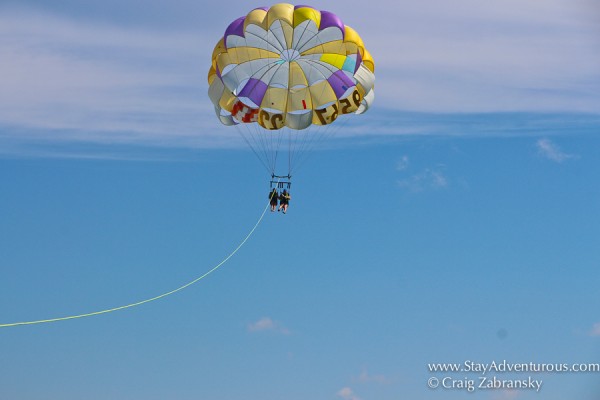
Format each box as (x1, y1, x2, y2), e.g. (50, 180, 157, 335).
(238, 78, 268, 107)
(319, 10, 345, 38)
(224, 16, 246, 49)
(327, 70, 355, 99)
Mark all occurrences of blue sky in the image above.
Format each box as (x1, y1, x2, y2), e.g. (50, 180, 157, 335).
(1, 1, 599, 399)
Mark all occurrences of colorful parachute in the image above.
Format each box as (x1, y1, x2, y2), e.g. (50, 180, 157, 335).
(208, 3, 375, 175)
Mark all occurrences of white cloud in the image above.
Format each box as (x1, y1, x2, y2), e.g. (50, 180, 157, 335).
(0, 9, 235, 148)
(536, 138, 577, 162)
(590, 322, 600, 337)
(247, 317, 290, 334)
(492, 389, 521, 400)
(336, 387, 361, 400)
(398, 167, 448, 192)
(367, 0, 600, 113)
(357, 368, 388, 384)
(396, 155, 410, 171)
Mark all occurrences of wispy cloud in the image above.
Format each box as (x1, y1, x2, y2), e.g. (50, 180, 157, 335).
(536, 138, 577, 162)
(357, 368, 389, 384)
(492, 389, 521, 400)
(336, 387, 361, 400)
(396, 155, 410, 171)
(589, 322, 600, 337)
(0, 9, 234, 148)
(247, 317, 290, 335)
(369, 1, 600, 113)
(398, 167, 448, 193)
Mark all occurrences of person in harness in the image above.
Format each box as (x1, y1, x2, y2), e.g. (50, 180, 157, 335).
(269, 188, 279, 212)
(278, 189, 291, 214)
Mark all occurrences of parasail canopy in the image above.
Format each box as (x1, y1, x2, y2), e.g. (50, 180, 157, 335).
(208, 3, 375, 174)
